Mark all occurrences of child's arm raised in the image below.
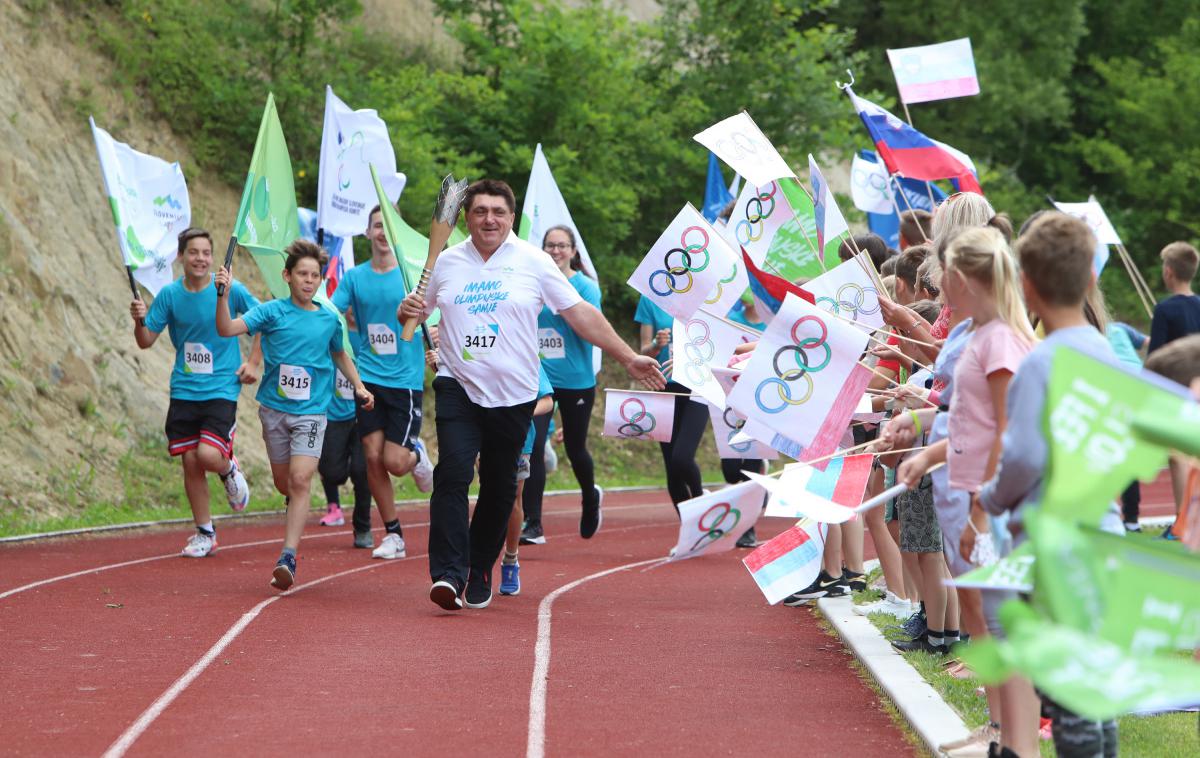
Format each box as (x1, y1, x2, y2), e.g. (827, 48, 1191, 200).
(214, 267, 250, 338)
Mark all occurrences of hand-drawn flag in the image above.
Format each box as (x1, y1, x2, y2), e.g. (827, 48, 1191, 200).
(702, 152, 734, 223)
(846, 87, 981, 194)
(742, 520, 827, 604)
(808, 155, 849, 258)
(709, 402, 779, 461)
(628, 204, 737, 320)
(727, 293, 871, 457)
(1051, 197, 1122, 275)
(672, 312, 756, 407)
(519, 143, 597, 279)
(694, 112, 795, 188)
(317, 85, 406, 238)
(670, 480, 766, 561)
(805, 252, 885, 330)
(90, 117, 191, 295)
(751, 455, 872, 522)
(725, 180, 796, 266)
(850, 152, 894, 215)
(887, 38, 980, 105)
(601, 390, 675, 443)
(742, 247, 815, 324)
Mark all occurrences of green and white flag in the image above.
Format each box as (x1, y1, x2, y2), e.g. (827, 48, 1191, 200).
(368, 163, 443, 327)
(961, 601, 1200, 721)
(518, 144, 596, 279)
(952, 541, 1034, 592)
(1043, 348, 1193, 524)
(233, 93, 301, 300)
(90, 117, 191, 295)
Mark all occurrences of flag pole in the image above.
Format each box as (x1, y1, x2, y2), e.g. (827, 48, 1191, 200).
(1115, 243, 1156, 313)
(217, 235, 237, 296)
(126, 265, 144, 326)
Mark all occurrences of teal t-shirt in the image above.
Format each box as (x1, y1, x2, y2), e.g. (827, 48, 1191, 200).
(144, 276, 260, 402)
(330, 264, 425, 390)
(522, 365, 555, 455)
(538, 271, 601, 390)
(327, 331, 365, 422)
(242, 298, 345, 416)
(634, 294, 673, 366)
(727, 302, 766, 333)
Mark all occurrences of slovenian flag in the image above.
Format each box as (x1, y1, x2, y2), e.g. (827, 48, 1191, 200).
(759, 455, 874, 521)
(886, 38, 980, 105)
(742, 247, 814, 322)
(743, 521, 828, 605)
(846, 87, 982, 195)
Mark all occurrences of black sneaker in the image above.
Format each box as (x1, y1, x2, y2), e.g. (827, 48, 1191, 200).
(429, 578, 463, 611)
(784, 570, 843, 605)
(898, 608, 928, 638)
(581, 486, 603, 539)
(843, 568, 867, 592)
(520, 522, 546, 545)
(820, 570, 850, 597)
(464, 568, 493, 609)
(892, 636, 949, 655)
(270, 554, 296, 591)
(735, 527, 758, 548)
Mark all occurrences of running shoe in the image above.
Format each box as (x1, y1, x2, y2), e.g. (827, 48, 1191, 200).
(581, 485, 604, 539)
(843, 568, 867, 592)
(735, 527, 758, 548)
(897, 608, 928, 639)
(319, 504, 345, 527)
(353, 530, 374, 549)
(1123, 521, 1142, 533)
(181, 531, 216, 558)
(783, 570, 839, 605)
(372, 532, 406, 560)
(818, 569, 850, 598)
(411, 439, 434, 493)
(500, 562, 521, 596)
(852, 591, 914, 619)
(891, 635, 949, 655)
(220, 457, 250, 512)
(270, 554, 296, 591)
(519, 522, 546, 545)
(429, 578, 462, 611)
(464, 568, 493, 609)
(544, 439, 558, 473)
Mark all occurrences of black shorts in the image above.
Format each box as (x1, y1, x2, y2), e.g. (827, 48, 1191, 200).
(165, 398, 237, 458)
(357, 383, 423, 448)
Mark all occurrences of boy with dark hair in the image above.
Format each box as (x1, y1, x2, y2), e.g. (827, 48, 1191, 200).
(899, 208, 932, 248)
(977, 212, 1119, 758)
(130, 227, 261, 558)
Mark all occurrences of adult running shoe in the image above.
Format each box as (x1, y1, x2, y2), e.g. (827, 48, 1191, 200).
(319, 504, 345, 526)
(429, 578, 462, 611)
(581, 485, 603, 539)
(221, 457, 250, 512)
(411, 439, 434, 493)
(464, 568, 493, 609)
(372, 532, 406, 560)
(270, 554, 296, 591)
(519, 522, 546, 545)
(353, 530, 374, 549)
(500, 562, 521, 596)
(544, 439, 558, 473)
(181, 531, 216, 558)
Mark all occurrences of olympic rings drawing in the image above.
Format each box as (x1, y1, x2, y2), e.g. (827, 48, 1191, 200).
(682, 319, 716, 387)
(648, 225, 712, 297)
(715, 132, 761, 163)
(734, 182, 779, 246)
(754, 315, 832, 414)
(617, 397, 657, 438)
(688, 502, 742, 552)
(704, 262, 739, 305)
(836, 283, 880, 320)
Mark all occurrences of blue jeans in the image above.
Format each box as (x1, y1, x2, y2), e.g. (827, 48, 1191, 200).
(428, 377, 534, 590)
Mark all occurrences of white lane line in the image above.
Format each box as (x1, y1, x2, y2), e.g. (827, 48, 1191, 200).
(526, 556, 667, 758)
(0, 502, 668, 602)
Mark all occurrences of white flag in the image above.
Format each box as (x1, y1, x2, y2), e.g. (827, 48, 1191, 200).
(518, 143, 597, 279)
(724, 180, 796, 266)
(602, 390, 675, 443)
(709, 402, 779, 460)
(316, 86, 406, 237)
(671, 312, 756, 407)
(850, 153, 894, 214)
(887, 38, 980, 105)
(743, 521, 828, 604)
(808, 154, 850, 254)
(670, 480, 766, 561)
(628, 204, 738, 321)
(1052, 197, 1123, 246)
(805, 252, 885, 330)
(90, 117, 191, 295)
(694, 112, 795, 188)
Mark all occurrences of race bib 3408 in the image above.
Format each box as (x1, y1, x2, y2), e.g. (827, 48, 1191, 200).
(183, 342, 214, 374)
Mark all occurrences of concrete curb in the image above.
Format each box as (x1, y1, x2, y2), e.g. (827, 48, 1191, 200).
(818, 596, 971, 756)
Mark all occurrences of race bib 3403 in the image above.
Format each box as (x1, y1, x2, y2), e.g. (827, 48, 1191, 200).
(538, 328, 565, 360)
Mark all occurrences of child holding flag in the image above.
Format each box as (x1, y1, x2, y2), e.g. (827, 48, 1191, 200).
(216, 241, 374, 590)
(130, 227, 260, 558)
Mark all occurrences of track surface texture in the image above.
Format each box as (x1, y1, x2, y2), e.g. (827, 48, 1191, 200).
(1, 488, 916, 757)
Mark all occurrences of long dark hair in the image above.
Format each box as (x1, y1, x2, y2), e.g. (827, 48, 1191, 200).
(542, 225, 587, 276)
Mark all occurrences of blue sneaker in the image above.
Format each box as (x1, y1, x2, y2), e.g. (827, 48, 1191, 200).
(270, 553, 296, 591)
(500, 562, 521, 596)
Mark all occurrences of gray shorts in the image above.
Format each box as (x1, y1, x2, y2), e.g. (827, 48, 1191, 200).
(516, 453, 531, 482)
(259, 406, 327, 463)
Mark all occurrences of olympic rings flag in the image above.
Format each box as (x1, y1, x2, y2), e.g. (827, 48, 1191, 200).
(850, 153, 894, 215)
(601, 390, 675, 443)
(627, 204, 738, 321)
(726, 292, 871, 458)
(708, 402, 779, 461)
(724, 180, 796, 268)
(804, 252, 885, 330)
(669, 480, 767, 562)
(694, 112, 796, 189)
(808, 154, 849, 258)
(670, 313, 754, 408)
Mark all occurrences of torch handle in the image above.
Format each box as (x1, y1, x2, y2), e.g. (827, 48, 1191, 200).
(401, 267, 433, 342)
(217, 235, 237, 296)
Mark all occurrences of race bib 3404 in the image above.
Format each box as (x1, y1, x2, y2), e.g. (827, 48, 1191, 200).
(367, 323, 397, 355)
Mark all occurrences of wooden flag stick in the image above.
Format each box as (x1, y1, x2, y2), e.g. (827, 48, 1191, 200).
(1115, 243, 1156, 316)
(604, 387, 695, 398)
(1112, 244, 1154, 317)
(854, 462, 946, 513)
(401, 174, 468, 341)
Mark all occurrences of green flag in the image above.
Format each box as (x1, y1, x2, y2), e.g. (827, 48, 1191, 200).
(961, 601, 1200, 721)
(1132, 401, 1200, 458)
(770, 179, 841, 281)
(954, 541, 1034, 592)
(233, 93, 300, 300)
(368, 164, 445, 328)
(1042, 348, 1190, 523)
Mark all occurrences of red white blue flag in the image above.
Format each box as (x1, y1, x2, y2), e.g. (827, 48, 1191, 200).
(887, 38, 980, 105)
(743, 521, 828, 604)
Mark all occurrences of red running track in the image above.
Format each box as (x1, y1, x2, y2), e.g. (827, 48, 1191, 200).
(0, 490, 913, 757)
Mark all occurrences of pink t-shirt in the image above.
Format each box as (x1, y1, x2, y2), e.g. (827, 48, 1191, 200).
(947, 319, 1032, 491)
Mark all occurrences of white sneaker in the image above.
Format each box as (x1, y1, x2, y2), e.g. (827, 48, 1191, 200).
(181, 531, 216, 558)
(544, 439, 558, 473)
(372, 532, 406, 560)
(852, 591, 914, 619)
(221, 457, 250, 512)
(411, 440, 434, 494)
